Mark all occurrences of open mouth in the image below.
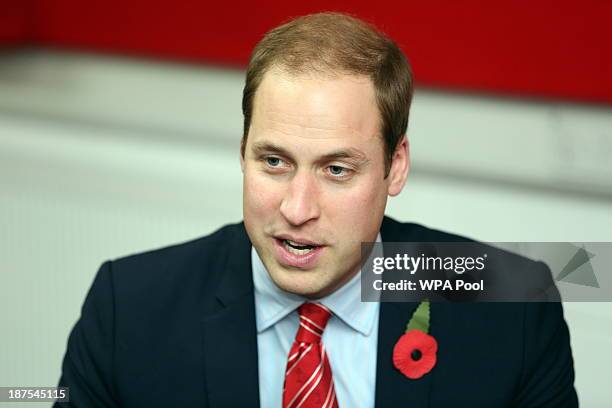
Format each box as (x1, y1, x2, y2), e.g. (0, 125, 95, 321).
(282, 239, 317, 255)
(274, 236, 325, 268)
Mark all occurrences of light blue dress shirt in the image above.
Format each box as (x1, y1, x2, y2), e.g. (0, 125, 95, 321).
(253, 236, 381, 408)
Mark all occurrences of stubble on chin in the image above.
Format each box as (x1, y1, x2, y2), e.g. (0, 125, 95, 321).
(265, 265, 329, 298)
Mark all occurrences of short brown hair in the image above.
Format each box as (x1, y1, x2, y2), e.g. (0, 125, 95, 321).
(241, 12, 413, 177)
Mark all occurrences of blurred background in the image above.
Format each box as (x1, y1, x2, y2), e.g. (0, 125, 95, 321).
(1, 1, 611, 406)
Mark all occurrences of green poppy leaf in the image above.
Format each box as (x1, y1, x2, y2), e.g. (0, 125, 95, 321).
(406, 299, 430, 334)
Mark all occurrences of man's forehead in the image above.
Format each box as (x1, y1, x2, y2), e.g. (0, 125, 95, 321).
(251, 68, 381, 142)
(261, 65, 372, 87)
(255, 68, 375, 107)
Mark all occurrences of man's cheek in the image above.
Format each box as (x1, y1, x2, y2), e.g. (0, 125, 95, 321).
(328, 184, 380, 213)
(246, 175, 283, 214)
(330, 186, 383, 232)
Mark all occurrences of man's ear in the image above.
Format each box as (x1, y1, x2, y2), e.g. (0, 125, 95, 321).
(387, 136, 409, 197)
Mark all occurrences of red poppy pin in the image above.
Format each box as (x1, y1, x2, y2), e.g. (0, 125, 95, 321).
(392, 300, 438, 379)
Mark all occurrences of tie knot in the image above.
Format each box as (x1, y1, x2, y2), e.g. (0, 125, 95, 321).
(296, 303, 332, 343)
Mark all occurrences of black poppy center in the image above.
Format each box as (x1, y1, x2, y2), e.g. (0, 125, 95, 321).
(411, 349, 422, 361)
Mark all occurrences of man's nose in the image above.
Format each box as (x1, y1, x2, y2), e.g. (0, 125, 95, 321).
(279, 171, 321, 226)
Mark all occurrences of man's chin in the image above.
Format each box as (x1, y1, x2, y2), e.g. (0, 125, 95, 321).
(268, 269, 332, 299)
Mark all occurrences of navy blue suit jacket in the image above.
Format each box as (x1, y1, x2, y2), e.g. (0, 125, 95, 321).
(56, 216, 578, 407)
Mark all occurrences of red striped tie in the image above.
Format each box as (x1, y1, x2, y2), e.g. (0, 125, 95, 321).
(283, 303, 339, 408)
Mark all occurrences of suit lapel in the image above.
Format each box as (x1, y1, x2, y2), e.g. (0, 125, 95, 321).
(375, 302, 433, 407)
(376, 217, 432, 407)
(201, 223, 260, 408)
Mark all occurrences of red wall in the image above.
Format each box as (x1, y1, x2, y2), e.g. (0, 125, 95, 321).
(0, 0, 38, 45)
(3, 1, 612, 104)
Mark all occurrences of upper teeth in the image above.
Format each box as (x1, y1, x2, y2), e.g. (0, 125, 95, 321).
(284, 240, 314, 254)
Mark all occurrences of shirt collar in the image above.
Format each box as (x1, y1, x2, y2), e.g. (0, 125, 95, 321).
(253, 233, 381, 337)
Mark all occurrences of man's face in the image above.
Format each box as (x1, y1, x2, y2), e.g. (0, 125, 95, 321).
(241, 68, 408, 298)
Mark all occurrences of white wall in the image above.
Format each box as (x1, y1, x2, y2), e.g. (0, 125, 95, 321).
(1, 50, 611, 406)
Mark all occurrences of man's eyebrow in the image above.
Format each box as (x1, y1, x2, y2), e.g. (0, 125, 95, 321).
(250, 142, 369, 165)
(319, 148, 369, 165)
(251, 142, 293, 158)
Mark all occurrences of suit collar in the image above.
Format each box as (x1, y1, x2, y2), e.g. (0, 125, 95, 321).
(201, 222, 260, 408)
(215, 222, 254, 306)
(381, 215, 415, 242)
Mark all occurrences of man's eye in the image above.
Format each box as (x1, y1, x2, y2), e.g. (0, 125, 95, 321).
(328, 165, 350, 177)
(265, 157, 282, 167)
